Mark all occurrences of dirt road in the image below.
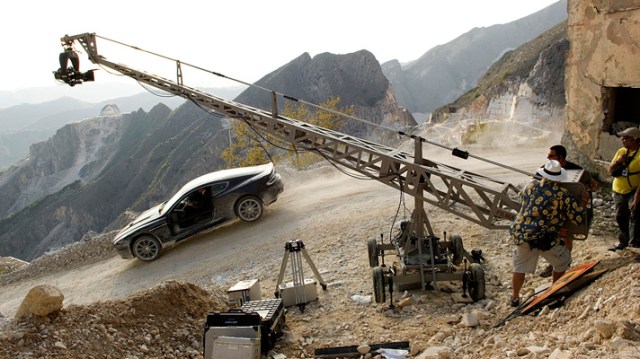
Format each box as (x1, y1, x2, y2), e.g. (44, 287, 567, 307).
(0, 145, 546, 318)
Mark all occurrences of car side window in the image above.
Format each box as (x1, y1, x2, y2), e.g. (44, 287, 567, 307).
(210, 182, 228, 196)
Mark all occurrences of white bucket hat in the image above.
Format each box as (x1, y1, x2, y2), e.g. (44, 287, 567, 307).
(536, 160, 567, 182)
(617, 127, 640, 138)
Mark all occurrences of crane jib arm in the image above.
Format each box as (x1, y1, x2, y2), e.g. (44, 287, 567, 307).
(58, 33, 521, 230)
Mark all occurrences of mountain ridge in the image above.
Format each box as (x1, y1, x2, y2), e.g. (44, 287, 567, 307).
(383, 0, 567, 117)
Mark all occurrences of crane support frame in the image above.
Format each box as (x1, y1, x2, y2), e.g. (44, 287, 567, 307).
(61, 33, 526, 230)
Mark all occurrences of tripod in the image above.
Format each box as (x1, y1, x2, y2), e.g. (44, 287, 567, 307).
(275, 240, 327, 311)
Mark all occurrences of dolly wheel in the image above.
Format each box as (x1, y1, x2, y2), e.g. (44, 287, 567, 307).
(372, 266, 386, 303)
(367, 238, 379, 267)
(468, 263, 486, 301)
(450, 234, 464, 265)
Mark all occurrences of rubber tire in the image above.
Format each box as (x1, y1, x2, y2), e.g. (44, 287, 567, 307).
(235, 195, 263, 222)
(450, 234, 464, 265)
(132, 235, 161, 262)
(372, 266, 386, 304)
(468, 263, 486, 302)
(367, 238, 379, 268)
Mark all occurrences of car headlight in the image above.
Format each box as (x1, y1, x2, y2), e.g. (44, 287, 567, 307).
(266, 173, 281, 186)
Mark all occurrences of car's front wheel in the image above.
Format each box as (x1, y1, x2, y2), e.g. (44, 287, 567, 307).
(235, 195, 263, 222)
(132, 235, 161, 262)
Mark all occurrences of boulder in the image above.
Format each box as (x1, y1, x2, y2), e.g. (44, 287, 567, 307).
(15, 284, 64, 319)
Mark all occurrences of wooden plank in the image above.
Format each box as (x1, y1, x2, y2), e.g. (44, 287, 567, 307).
(520, 260, 599, 315)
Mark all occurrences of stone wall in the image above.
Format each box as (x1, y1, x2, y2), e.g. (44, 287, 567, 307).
(564, 0, 640, 176)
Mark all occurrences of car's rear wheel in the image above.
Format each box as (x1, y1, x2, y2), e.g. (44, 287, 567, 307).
(236, 195, 263, 222)
(132, 235, 161, 262)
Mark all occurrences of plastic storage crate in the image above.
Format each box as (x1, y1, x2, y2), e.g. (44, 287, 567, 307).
(227, 279, 261, 307)
(277, 278, 317, 307)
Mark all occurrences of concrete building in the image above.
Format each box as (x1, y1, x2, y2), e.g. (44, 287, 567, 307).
(564, 0, 640, 176)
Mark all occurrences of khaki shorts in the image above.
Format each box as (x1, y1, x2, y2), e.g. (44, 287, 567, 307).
(513, 242, 571, 274)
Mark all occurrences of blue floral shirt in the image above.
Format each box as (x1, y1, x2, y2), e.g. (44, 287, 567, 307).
(510, 178, 585, 245)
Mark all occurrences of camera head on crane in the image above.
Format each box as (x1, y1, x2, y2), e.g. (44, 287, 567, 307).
(53, 40, 95, 87)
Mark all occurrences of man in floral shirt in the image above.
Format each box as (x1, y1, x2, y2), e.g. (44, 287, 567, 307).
(509, 160, 588, 307)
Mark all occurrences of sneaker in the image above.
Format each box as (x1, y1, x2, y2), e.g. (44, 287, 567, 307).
(630, 242, 640, 248)
(539, 264, 553, 278)
(510, 297, 520, 307)
(608, 243, 628, 251)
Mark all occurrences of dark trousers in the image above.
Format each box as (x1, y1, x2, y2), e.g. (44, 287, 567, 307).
(613, 190, 640, 246)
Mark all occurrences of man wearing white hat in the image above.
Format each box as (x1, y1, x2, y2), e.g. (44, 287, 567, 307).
(509, 160, 588, 307)
(608, 126, 640, 251)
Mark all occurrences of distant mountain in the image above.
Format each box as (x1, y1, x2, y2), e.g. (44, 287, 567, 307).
(0, 102, 230, 261)
(0, 87, 244, 170)
(0, 82, 145, 109)
(420, 22, 569, 147)
(235, 50, 416, 142)
(383, 0, 567, 118)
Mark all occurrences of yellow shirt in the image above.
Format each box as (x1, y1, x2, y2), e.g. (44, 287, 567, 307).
(612, 147, 640, 194)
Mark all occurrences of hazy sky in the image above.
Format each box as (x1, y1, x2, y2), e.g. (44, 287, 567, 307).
(3, 0, 560, 92)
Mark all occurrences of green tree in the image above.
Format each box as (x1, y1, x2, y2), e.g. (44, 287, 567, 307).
(283, 97, 353, 169)
(222, 97, 354, 169)
(221, 119, 274, 167)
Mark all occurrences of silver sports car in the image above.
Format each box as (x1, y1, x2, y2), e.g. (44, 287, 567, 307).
(113, 163, 284, 261)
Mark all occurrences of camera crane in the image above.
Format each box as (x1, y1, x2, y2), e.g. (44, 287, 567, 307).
(53, 33, 590, 303)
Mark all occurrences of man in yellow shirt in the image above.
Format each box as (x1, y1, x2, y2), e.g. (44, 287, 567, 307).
(608, 127, 640, 251)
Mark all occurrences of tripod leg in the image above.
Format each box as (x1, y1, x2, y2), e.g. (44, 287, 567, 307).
(275, 251, 290, 297)
(301, 248, 327, 290)
(291, 251, 307, 307)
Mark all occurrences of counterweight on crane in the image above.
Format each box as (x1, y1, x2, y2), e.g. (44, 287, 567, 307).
(53, 33, 591, 303)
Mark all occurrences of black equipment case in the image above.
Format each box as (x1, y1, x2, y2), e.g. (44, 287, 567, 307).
(241, 298, 286, 352)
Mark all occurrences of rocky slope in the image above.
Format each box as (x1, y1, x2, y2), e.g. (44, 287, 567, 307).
(0, 102, 230, 261)
(0, 94, 187, 171)
(420, 22, 569, 148)
(235, 50, 416, 141)
(383, 0, 567, 118)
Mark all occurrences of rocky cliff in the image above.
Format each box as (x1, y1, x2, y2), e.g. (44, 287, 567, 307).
(0, 102, 229, 261)
(0, 105, 125, 218)
(422, 22, 568, 147)
(383, 0, 568, 119)
(234, 50, 416, 143)
(0, 95, 187, 171)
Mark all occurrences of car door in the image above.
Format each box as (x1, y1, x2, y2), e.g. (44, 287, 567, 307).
(209, 182, 229, 224)
(168, 185, 215, 237)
